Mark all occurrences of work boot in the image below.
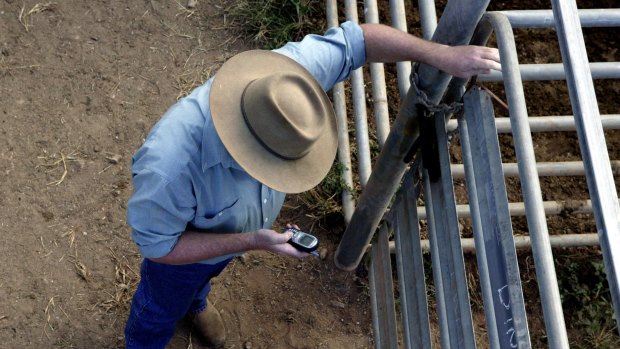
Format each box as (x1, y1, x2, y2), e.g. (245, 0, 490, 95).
(192, 300, 226, 348)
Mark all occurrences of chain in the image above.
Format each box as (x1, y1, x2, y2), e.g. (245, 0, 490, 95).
(410, 71, 463, 116)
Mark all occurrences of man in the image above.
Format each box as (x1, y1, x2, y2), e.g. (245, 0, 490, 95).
(125, 21, 501, 348)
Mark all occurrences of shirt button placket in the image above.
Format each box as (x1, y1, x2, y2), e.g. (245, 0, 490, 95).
(261, 185, 269, 228)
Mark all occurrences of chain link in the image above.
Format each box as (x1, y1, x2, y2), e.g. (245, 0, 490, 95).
(410, 71, 463, 116)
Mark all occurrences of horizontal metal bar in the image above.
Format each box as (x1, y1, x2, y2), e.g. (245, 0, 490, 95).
(495, 9, 620, 28)
(447, 115, 620, 133)
(386, 233, 600, 253)
(417, 199, 610, 219)
(479, 62, 620, 81)
(450, 160, 620, 178)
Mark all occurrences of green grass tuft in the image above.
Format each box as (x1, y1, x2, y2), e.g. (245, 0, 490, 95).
(230, 0, 323, 49)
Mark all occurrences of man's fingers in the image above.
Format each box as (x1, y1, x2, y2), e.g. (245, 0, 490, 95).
(480, 47, 501, 62)
(483, 60, 502, 72)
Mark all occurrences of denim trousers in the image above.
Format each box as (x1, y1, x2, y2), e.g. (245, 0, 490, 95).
(125, 258, 232, 349)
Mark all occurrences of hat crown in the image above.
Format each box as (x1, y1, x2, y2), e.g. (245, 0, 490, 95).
(241, 72, 326, 160)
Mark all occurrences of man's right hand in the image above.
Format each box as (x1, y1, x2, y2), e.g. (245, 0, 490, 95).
(253, 229, 310, 258)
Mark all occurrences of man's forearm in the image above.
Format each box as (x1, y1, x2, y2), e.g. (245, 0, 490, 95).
(149, 230, 257, 265)
(360, 23, 445, 64)
(360, 23, 501, 79)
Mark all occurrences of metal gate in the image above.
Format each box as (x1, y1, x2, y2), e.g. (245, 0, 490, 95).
(327, 0, 620, 347)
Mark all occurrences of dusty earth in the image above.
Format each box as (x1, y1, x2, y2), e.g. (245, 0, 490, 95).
(0, 1, 371, 348)
(1, 0, 619, 348)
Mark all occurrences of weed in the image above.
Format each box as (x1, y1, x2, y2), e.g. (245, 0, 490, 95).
(299, 162, 355, 220)
(557, 254, 619, 348)
(230, 0, 322, 49)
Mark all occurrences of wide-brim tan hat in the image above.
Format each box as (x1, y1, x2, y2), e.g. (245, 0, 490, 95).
(210, 50, 337, 194)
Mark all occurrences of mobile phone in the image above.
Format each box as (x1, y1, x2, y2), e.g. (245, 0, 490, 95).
(287, 228, 319, 255)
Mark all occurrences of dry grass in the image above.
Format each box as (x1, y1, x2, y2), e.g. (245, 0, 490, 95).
(42, 295, 69, 339)
(174, 64, 215, 100)
(100, 249, 139, 313)
(18, 2, 56, 32)
(36, 149, 81, 186)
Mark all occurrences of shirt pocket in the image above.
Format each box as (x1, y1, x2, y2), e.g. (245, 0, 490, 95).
(191, 199, 242, 233)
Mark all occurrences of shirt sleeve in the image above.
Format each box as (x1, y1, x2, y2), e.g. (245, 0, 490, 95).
(273, 21, 366, 92)
(126, 169, 196, 259)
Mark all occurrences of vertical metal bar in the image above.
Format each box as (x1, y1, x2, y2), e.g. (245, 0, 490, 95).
(335, 0, 490, 272)
(458, 115, 500, 348)
(422, 166, 450, 349)
(480, 13, 570, 348)
(369, 224, 399, 348)
(551, 0, 620, 329)
(325, 0, 355, 223)
(389, 0, 412, 98)
(393, 168, 433, 349)
(344, 0, 372, 186)
(417, 0, 438, 40)
(463, 87, 531, 348)
(423, 113, 476, 349)
(364, 0, 391, 146)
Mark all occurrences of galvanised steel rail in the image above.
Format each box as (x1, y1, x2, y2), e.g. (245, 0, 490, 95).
(498, 9, 620, 28)
(363, 0, 390, 146)
(450, 161, 620, 179)
(447, 114, 620, 132)
(480, 62, 620, 81)
(389, 0, 411, 98)
(417, 199, 609, 220)
(325, 0, 355, 223)
(460, 86, 531, 348)
(551, 0, 620, 328)
(386, 233, 601, 254)
(344, 0, 372, 187)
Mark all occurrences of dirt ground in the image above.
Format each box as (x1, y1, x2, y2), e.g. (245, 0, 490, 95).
(0, 1, 371, 348)
(1, 0, 618, 348)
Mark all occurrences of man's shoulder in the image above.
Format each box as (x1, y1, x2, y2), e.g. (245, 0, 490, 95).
(132, 92, 213, 180)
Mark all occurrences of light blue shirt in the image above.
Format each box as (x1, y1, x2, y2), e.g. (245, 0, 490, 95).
(127, 21, 366, 264)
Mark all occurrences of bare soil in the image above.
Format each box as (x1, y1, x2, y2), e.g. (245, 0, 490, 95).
(1, 0, 618, 348)
(0, 1, 370, 348)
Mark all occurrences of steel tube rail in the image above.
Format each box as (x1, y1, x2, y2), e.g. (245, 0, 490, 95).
(386, 233, 601, 254)
(344, 0, 372, 186)
(447, 114, 620, 133)
(478, 13, 570, 347)
(369, 224, 399, 348)
(389, 0, 412, 98)
(462, 88, 531, 348)
(552, 0, 620, 326)
(457, 106, 501, 348)
(325, 0, 355, 223)
(479, 62, 620, 81)
(497, 9, 620, 28)
(450, 160, 620, 178)
(391, 169, 433, 349)
(364, 0, 391, 146)
(418, 199, 601, 220)
(422, 167, 451, 349)
(335, 0, 491, 271)
(423, 114, 477, 348)
(417, 0, 438, 40)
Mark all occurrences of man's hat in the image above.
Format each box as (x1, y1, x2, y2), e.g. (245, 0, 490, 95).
(210, 50, 337, 194)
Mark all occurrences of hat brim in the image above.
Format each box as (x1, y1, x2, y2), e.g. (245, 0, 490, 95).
(210, 50, 338, 194)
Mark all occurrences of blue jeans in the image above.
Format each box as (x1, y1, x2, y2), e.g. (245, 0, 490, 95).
(125, 258, 232, 349)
